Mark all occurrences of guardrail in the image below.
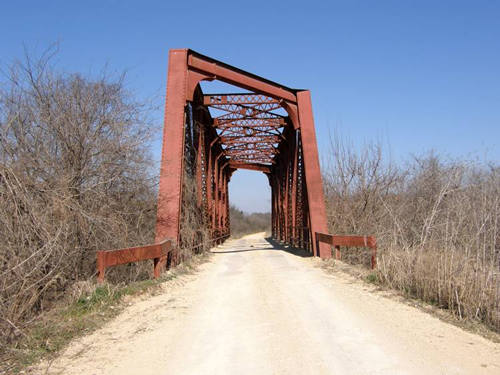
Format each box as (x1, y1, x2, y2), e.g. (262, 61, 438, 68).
(96, 239, 172, 283)
(96, 233, 230, 283)
(315, 232, 377, 269)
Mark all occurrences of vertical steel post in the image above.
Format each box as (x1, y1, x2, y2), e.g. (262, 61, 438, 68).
(206, 138, 218, 234)
(290, 130, 298, 247)
(212, 153, 220, 235)
(195, 124, 204, 206)
(156, 49, 189, 244)
(272, 176, 276, 238)
(283, 147, 290, 243)
(296, 90, 331, 258)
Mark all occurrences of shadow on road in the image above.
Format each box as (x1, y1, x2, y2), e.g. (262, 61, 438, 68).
(211, 237, 312, 258)
(211, 247, 271, 254)
(265, 237, 313, 258)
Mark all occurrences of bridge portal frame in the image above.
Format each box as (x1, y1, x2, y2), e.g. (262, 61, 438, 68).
(155, 49, 330, 261)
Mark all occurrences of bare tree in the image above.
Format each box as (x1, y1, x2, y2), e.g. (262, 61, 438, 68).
(0, 48, 158, 346)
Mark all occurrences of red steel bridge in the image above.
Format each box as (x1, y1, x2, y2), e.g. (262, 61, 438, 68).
(96, 49, 376, 282)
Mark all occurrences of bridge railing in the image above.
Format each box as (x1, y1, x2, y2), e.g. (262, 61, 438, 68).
(96, 239, 172, 283)
(315, 232, 377, 269)
(96, 234, 230, 283)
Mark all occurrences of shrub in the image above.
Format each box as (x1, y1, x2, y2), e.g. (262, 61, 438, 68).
(0, 48, 157, 348)
(323, 132, 500, 331)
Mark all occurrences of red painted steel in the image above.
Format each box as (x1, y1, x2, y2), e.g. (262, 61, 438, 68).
(95, 233, 232, 283)
(228, 161, 271, 173)
(315, 232, 377, 269)
(187, 53, 297, 103)
(156, 49, 189, 244)
(151, 48, 335, 278)
(204, 94, 281, 106)
(296, 91, 331, 258)
(97, 239, 172, 283)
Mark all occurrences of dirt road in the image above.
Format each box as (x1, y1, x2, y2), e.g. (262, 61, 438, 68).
(35, 233, 499, 374)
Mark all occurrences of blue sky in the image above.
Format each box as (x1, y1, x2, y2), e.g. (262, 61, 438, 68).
(2, 0, 499, 212)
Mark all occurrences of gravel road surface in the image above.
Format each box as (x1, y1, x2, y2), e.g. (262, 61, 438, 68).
(33, 232, 500, 375)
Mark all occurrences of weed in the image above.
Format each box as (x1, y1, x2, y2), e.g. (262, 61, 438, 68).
(366, 273, 378, 284)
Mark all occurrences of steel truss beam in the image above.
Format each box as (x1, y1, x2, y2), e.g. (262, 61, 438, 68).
(204, 94, 281, 106)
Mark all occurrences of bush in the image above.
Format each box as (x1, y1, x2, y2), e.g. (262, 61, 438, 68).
(323, 132, 500, 331)
(0, 49, 157, 348)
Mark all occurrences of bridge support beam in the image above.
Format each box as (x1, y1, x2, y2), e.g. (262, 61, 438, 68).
(155, 49, 189, 269)
(296, 91, 331, 258)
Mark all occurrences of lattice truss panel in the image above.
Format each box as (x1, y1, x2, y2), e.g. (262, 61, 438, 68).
(268, 129, 311, 251)
(204, 94, 286, 166)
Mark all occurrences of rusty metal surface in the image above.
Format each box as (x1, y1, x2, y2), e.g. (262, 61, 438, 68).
(156, 49, 189, 244)
(316, 232, 377, 269)
(296, 91, 330, 258)
(95, 233, 232, 283)
(153, 48, 334, 282)
(205, 92, 286, 166)
(97, 239, 172, 283)
(103, 48, 363, 286)
(187, 52, 297, 103)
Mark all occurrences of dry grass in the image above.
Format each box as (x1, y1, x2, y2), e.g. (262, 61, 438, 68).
(1, 252, 211, 374)
(177, 171, 212, 259)
(323, 132, 500, 332)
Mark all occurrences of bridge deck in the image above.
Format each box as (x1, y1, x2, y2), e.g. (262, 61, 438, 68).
(38, 233, 499, 375)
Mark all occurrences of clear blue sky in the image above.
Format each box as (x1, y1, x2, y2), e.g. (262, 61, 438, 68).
(2, 0, 499, 212)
